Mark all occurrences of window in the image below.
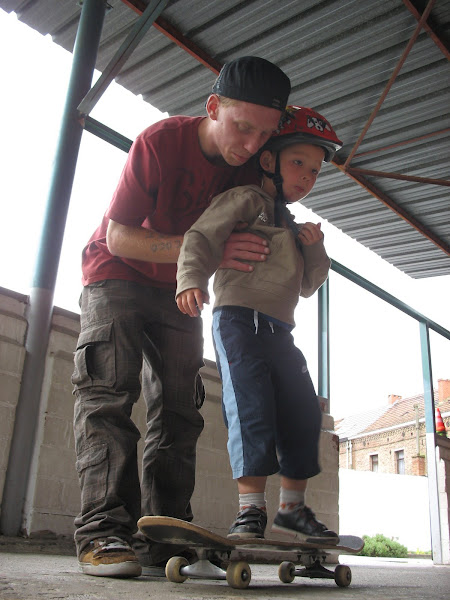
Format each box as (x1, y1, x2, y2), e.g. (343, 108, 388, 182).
(395, 450, 405, 474)
(370, 454, 379, 472)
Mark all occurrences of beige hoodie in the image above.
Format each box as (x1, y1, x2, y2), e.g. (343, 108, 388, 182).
(176, 184, 330, 326)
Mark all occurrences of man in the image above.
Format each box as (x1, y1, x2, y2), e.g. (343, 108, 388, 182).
(72, 56, 291, 578)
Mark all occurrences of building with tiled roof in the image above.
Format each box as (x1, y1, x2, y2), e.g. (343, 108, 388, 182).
(336, 379, 450, 476)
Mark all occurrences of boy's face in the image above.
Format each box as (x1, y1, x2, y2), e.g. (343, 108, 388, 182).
(206, 95, 281, 166)
(262, 143, 325, 203)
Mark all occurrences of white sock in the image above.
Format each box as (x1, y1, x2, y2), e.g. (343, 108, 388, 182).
(278, 488, 305, 513)
(239, 492, 266, 511)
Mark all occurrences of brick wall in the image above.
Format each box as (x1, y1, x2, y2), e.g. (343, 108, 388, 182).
(339, 423, 428, 475)
(339, 415, 450, 478)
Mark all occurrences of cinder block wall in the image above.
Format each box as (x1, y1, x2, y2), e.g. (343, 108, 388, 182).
(24, 309, 84, 535)
(0, 288, 339, 541)
(0, 289, 27, 506)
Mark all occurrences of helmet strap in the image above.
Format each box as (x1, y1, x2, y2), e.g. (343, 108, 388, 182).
(271, 152, 285, 227)
(274, 153, 303, 249)
(260, 153, 302, 248)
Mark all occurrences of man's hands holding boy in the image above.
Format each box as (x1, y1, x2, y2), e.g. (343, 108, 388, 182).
(219, 223, 324, 270)
(219, 228, 269, 271)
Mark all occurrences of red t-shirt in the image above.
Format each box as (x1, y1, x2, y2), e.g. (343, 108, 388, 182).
(81, 116, 259, 288)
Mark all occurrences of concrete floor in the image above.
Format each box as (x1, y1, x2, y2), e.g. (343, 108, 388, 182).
(0, 540, 449, 600)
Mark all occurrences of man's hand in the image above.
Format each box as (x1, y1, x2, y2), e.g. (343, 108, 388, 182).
(220, 230, 270, 272)
(298, 222, 324, 246)
(176, 288, 210, 317)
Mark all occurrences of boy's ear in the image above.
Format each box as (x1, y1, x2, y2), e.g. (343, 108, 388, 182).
(206, 94, 220, 121)
(259, 149, 275, 172)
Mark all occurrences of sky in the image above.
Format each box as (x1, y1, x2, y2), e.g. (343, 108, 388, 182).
(1, 10, 449, 419)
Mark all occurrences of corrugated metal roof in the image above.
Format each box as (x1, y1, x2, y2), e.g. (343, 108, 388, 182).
(2, 0, 449, 278)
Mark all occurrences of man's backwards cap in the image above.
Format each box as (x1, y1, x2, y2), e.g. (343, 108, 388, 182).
(212, 56, 291, 111)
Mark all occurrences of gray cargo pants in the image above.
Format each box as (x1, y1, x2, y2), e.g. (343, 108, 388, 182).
(72, 280, 205, 561)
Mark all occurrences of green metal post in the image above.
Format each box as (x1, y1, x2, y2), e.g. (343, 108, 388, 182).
(419, 321, 442, 564)
(0, 0, 108, 536)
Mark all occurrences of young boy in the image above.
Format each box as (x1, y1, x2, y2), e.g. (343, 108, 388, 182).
(176, 106, 342, 542)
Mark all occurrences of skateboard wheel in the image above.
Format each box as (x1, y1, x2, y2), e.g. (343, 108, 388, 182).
(334, 564, 352, 587)
(278, 561, 296, 583)
(165, 556, 189, 583)
(226, 561, 251, 589)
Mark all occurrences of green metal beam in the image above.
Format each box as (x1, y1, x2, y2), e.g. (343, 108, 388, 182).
(84, 116, 132, 152)
(420, 321, 442, 563)
(78, 0, 169, 117)
(331, 259, 450, 340)
(420, 322, 436, 435)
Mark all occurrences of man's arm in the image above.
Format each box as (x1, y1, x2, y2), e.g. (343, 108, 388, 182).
(106, 219, 183, 263)
(107, 219, 270, 269)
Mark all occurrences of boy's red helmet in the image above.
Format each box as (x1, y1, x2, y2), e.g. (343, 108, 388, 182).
(264, 105, 343, 162)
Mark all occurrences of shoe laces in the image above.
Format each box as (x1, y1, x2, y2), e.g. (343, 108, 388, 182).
(92, 537, 131, 555)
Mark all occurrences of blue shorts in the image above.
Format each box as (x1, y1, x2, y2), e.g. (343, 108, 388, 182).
(212, 306, 322, 480)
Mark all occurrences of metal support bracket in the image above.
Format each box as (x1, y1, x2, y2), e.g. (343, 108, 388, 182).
(78, 0, 169, 117)
(181, 559, 227, 580)
(295, 561, 335, 580)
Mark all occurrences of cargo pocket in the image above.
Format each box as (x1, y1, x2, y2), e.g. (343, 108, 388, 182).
(72, 321, 115, 390)
(195, 372, 205, 409)
(76, 444, 108, 510)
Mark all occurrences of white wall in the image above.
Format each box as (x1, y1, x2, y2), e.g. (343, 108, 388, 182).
(339, 468, 431, 552)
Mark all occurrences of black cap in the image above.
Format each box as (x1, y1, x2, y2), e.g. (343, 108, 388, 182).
(212, 56, 291, 111)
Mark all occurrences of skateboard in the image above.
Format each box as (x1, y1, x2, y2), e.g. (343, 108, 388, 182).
(138, 515, 364, 589)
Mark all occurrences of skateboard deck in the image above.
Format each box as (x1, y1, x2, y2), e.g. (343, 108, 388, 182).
(138, 515, 364, 589)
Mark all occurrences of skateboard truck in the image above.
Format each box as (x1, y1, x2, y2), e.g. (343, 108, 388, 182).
(285, 555, 352, 587)
(166, 550, 252, 589)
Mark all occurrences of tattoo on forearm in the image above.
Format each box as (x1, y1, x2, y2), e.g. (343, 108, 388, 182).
(146, 230, 182, 254)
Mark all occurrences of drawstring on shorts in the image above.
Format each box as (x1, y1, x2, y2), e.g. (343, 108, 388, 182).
(253, 310, 275, 334)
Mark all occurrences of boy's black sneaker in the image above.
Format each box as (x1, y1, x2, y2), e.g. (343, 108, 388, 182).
(272, 504, 339, 543)
(227, 505, 267, 539)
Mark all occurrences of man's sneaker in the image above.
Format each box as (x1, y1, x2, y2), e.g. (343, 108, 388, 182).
(78, 537, 142, 577)
(272, 504, 339, 543)
(227, 505, 267, 539)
